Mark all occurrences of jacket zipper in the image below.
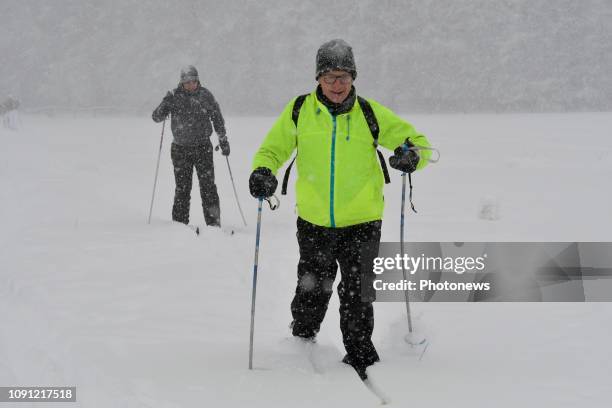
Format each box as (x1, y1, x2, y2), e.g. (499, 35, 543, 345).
(330, 115, 337, 228)
(346, 115, 350, 141)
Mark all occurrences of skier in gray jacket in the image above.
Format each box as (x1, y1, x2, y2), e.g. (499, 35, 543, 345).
(152, 66, 229, 227)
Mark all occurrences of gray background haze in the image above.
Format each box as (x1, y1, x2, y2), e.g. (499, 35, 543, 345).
(1, 0, 611, 114)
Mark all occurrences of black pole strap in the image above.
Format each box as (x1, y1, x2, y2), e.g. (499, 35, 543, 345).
(408, 173, 417, 213)
(265, 195, 280, 210)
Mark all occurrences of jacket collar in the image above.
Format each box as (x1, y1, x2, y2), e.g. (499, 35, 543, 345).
(316, 85, 356, 116)
(175, 82, 202, 96)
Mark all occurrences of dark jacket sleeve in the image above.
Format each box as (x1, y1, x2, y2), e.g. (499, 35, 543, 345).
(206, 90, 226, 138)
(152, 91, 173, 122)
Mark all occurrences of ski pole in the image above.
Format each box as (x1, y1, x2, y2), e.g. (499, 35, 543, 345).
(225, 156, 248, 227)
(248, 198, 264, 369)
(400, 172, 414, 334)
(147, 119, 166, 224)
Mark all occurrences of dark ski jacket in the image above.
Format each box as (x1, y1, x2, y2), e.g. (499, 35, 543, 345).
(152, 84, 226, 147)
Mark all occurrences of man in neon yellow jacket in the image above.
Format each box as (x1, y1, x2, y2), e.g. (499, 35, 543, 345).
(249, 39, 431, 379)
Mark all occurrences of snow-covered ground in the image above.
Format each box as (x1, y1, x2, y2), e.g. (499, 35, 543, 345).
(1, 113, 611, 407)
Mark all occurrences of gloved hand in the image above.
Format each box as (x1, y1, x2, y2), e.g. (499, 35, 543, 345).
(218, 136, 230, 156)
(153, 91, 174, 122)
(249, 167, 278, 198)
(389, 139, 420, 174)
(160, 92, 176, 115)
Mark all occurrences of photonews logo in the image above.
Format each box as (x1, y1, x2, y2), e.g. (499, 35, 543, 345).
(369, 242, 612, 302)
(373, 253, 487, 275)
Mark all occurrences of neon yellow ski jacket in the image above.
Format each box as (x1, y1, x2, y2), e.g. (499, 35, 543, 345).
(252, 91, 430, 228)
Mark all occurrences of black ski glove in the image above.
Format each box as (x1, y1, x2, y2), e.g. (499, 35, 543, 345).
(249, 167, 278, 198)
(162, 91, 174, 106)
(218, 136, 230, 156)
(389, 139, 420, 174)
(159, 91, 175, 117)
(152, 91, 174, 122)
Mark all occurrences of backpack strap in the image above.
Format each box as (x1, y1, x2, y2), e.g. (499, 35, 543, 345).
(282, 94, 308, 195)
(357, 96, 391, 184)
(292, 94, 308, 127)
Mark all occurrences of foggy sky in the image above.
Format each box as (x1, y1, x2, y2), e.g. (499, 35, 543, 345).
(1, 0, 611, 114)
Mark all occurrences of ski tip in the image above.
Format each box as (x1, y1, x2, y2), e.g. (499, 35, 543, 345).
(222, 228, 235, 236)
(418, 342, 430, 361)
(362, 378, 391, 405)
(184, 224, 200, 235)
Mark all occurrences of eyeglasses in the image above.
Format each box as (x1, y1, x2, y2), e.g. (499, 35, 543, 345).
(320, 73, 353, 85)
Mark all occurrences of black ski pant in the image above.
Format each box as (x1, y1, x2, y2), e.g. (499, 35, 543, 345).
(291, 217, 381, 367)
(170, 142, 220, 226)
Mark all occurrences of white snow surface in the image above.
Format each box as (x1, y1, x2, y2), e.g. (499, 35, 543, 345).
(1, 113, 612, 407)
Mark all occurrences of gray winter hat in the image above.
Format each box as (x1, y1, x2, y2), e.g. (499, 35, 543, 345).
(316, 39, 356, 79)
(180, 65, 199, 83)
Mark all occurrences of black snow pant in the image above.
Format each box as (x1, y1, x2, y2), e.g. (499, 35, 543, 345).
(170, 142, 220, 226)
(291, 217, 381, 367)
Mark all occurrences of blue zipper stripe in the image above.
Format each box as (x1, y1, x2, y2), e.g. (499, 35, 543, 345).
(330, 115, 337, 228)
(346, 115, 350, 141)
